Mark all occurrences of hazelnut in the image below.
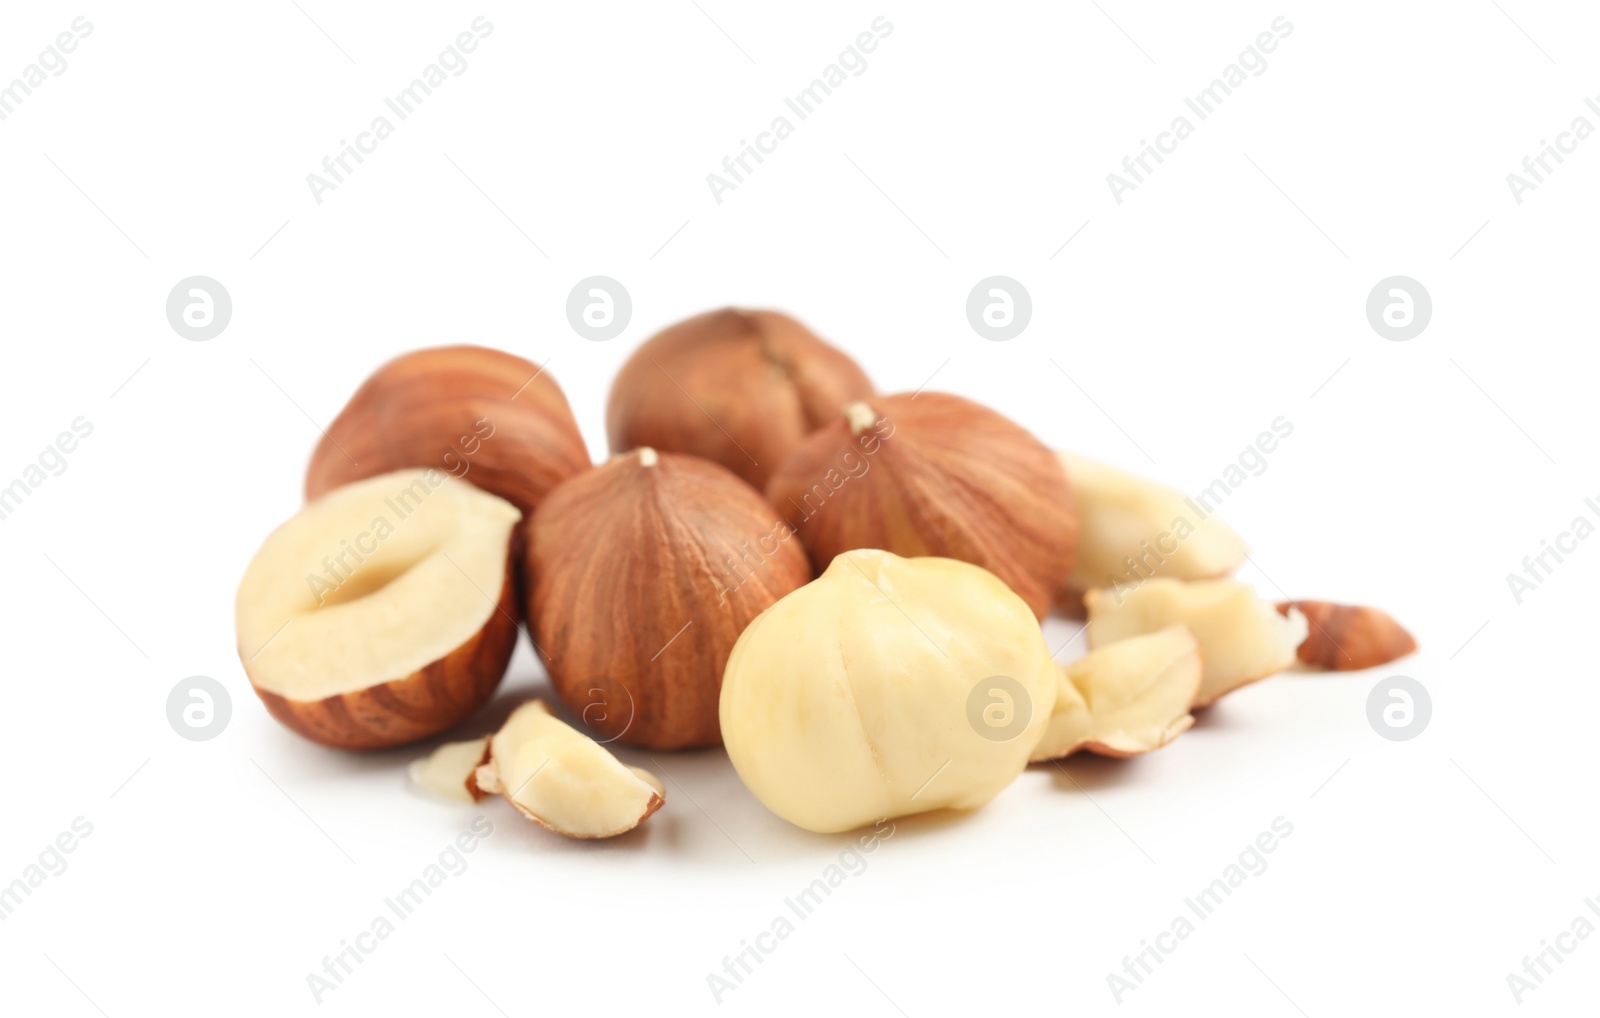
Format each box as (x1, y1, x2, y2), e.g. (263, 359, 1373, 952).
(719, 550, 1057, 833)
(765, 392, 1076, 619)
(235, 469, 522, 750)
(306, 345, 591, 517)
(606, 308, 873, 490)
(525, 448, 812, 750)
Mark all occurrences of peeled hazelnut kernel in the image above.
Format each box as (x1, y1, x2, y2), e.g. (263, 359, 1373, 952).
(306, 345, 590, 517)
(765, 392, 1076, 620)
(606, 309, 873, 489)
(1085, 578, 1307, 708)
(1031, 625, 1202, 762)
(474, 701, 665, 839)
(236, 470, 522, 750)
(1057, 451, 1248, 608)
(719, 550, 1057, 834)
(1275, 600, 1418, 671)
(526, 448, 812, 750)
(409, 737, 491, 802)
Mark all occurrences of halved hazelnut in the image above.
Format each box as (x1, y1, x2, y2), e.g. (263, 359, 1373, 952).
(526, 448, 812, 750)
(1085, 578, 1306, 708)
(306, 345, 591, 517)
(765, 392, 1076, 620)
(235, 469, 522, 750)
(1057, 451, 1248, 609)
(1032, 624, 1202, 761)
(1275, 600, 1418, 671)
(606, 309, 873, 490)
(473, 700, 665, 839)
(409, 737, 491, 802)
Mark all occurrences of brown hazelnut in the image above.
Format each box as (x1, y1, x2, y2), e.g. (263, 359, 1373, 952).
(526, 448, 812, 750)
(765, 392, 1076, 619)
(605, 308, 873, 490)
(306, 345, 591, 517)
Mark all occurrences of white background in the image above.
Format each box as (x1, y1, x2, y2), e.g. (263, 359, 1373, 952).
(1, 2, 1595, 1014)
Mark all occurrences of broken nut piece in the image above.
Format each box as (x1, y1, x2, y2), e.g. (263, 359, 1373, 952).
(1276, 600, 1418, 671)
(409, 737, 491, 803)
(1086, 578, 1306, 708)
(1031, 625, 1202, 762)
(474, 700, 665, 839)
(1057, 451, 1249, 609)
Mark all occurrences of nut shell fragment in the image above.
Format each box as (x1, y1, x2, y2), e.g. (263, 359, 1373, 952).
(1276, 600, 1417, 671)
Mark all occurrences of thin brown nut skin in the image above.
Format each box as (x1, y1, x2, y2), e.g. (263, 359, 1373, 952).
(526, 451, 813, 750)
(306, 345, 591, 518)
(511, 792, 665, 840)
(1276, 600, 1418, 671)
(464, 740, 493, 802)
(766, 391, 1076, 620)
(607, 309, 874, 490)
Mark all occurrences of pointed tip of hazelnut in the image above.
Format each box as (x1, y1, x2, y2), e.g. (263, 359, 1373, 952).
(843, 401, 877, 436)
(638, 447, 659, 467)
